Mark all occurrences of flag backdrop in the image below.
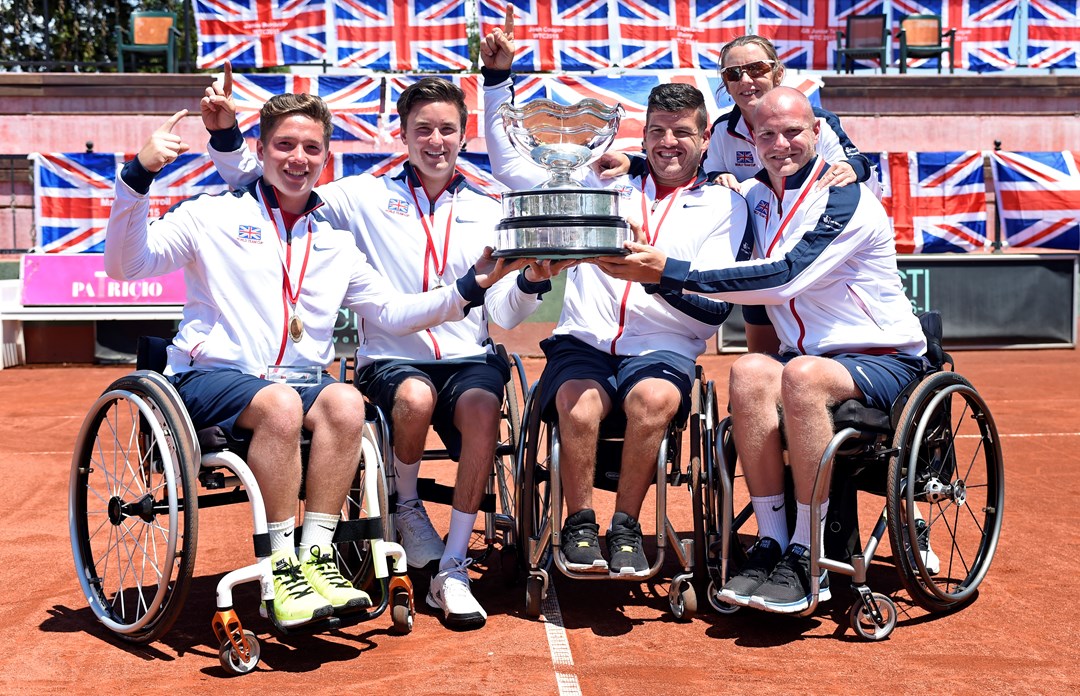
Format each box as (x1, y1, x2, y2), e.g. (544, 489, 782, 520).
(478, 0, 614, 72)
(194, 0, 329, 69)
(1026, 0, 1079, 69)
(32, 153, 229, 253)
(756, 0, 885, 71)
(612, 0, 748, 70)
(232, 74, 381, 141)
(877, 151, 989, 253)
(335, 0, 471, 72)
(990, 150, 1080, 251)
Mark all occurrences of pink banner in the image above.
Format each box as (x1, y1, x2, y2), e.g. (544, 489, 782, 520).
(20, 254, 186, 306)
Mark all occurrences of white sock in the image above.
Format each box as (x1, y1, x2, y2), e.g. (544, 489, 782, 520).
(299, 511, 339, 562)
(441, 508, 477, 569)
(268, 517, 296, 557)
(394, 454, 421, 502)
(791, 499, 830, 553)
(751, 494, 790, 550)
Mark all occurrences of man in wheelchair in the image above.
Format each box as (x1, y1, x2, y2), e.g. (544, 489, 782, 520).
(105, 93, 523, 629)
(202, 73, 558, 629)
(597, 87, 931, 611)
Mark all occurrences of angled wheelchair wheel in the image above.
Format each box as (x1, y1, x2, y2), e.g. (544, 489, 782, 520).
(886, 371, 1004, 612)
(335, 422, 392, 588)
(515, 384, 552, 581)
(492, 349, 525, 569)
(69, 371, 199, 642)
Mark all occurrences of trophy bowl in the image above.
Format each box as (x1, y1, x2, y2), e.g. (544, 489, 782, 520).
(493, 98, 631, 259)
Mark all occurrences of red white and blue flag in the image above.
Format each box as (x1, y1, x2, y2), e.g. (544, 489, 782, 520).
(539, 74, 660, 147)
(990, 150, 1080, 251)
(756, 0, 883, 71)
(1026, 0, 1079, 70)
(478, 0, 613, 72)
(231, 74, 381, 141)
(326, 152, 505, 193)
(194, 0, 329, 69)
(876, 151, 988, 253)
(383, 75, 481, 143)
(891, 0, 1018, 72)
(613, 0, 747, 70)
(32, 153, 228, 254)
(335, 0, 471, 71)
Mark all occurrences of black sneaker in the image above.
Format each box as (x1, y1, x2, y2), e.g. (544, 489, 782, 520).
(718, 537, 783, 606)
(561, 509, 608, 572)
(607, 512, 649, 577)
(749, 543, 831, 614)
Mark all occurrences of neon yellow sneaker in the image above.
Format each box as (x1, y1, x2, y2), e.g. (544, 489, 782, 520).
(302, 545, 372, 613)
(262, 550, 334, 627)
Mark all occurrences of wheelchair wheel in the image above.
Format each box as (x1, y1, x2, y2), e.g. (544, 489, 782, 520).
(515, 384, 552, 580)
(691, 380, 718, 596)
(886, 371, 1004, 612)
(335, 422, 391, 588)
(492, 350, 524, 564)
(69, 371, 198, 643)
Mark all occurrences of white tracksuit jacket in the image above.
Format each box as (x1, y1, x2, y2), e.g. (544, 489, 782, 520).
(105, 162, 485, 376)
(484, 74, 754, 360)
(659, 155, 926, 357)
(207, 131, 546, 367)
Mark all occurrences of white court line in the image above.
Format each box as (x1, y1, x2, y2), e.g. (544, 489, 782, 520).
(541, 583, 582, 696)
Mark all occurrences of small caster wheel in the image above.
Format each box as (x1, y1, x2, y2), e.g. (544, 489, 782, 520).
(669, 580, 697, 621)
(706, 580, 740, 615)
(219, 630, 260, 675)
(849, 593, 897, 641)
(525, 576, 544, 619)
(391, 591, 413, 634)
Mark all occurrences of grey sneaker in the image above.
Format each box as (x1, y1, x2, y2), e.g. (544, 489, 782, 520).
(719, 537, 783, 606)
(561, 508, 608, 572)
(749, 543, 831, 614)
(395, 499, 445, 569)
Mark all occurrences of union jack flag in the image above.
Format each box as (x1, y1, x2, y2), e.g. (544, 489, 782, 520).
(1026, 0, 1079, 70)
(335, 0, 470, 71)
(614, 0, 747, 70)
(891, 0, 1018, 72)
(231, 73, 381, 141)
(478, 0, 613, 72)
(877, 151, 988, 253)
(990, 150, 1080, 251)
(194, 0, 329, 69)
(32, 153, 228, 254)
(542, 74, 660, 148)
(325, 153, 506, 194)
(384, 75, 480, 143)
(756, 0, 883, 71)
(238, 224, 262, 242)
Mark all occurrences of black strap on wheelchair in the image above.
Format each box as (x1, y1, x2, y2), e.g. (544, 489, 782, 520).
(253, 532, 271, 559)
(416, 478, 497, 514)
(333, 518, 384, 543)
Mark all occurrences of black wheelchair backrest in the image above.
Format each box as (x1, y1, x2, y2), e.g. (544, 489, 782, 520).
(919, 310, 945, 370)
(136, 335, 171, 373)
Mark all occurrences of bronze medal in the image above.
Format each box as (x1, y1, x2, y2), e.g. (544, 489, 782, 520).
(289, 312, 304, 342)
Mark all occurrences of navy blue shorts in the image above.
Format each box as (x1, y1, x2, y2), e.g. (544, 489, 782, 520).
(354, 354, 510, 461)
(779, 351, 931, 411)
(168, 368, 333, 440)
(537, 334, 695, 427)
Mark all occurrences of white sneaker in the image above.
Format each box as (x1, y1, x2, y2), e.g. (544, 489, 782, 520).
(915, 519, 940, 575)
(395, 499, 445, 568)
(426, 557, 487, 630)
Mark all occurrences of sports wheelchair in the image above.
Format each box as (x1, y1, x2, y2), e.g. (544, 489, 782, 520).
(515, 366, 709, 621)
(342, 343, 527, 575)
(69, 337, 413, 676)
(698, 312, 1004, 639)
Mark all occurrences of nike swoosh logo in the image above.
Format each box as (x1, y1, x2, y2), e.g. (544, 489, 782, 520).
(855, 365, 875, 390)
(313, 244, 336, 251)
(283, 530, 293, 537)
(771, 503, 784, 511)
(317, 524, 336, 532)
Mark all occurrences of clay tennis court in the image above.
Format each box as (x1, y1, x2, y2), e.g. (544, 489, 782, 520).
(2, 345, 1078, 693)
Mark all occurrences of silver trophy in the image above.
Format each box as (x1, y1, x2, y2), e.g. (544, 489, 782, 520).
(493, 98, 631, 259)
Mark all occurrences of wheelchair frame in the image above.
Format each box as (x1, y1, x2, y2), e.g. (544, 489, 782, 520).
(515, 366, 708, 621)
(699, 318, 1005, 640)
(343, 343, 528, 576)
(69, 351, 414, 675)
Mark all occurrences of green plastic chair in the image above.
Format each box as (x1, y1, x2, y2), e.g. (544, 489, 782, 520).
(116, 10, 179, 73)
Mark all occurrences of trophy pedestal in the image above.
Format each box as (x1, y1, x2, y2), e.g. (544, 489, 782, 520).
(494, 188, 631, 259)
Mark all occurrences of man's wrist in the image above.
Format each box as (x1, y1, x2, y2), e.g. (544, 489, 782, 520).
(208, 123, 243, 152)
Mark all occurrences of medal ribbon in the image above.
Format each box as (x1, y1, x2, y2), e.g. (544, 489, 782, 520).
(258, 186, 313, 364)
(766, 157, 827, 256)
(408, 180, 454, 292)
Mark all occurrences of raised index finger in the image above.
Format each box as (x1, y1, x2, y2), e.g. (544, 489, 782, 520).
(159, 109, 189, 133)
(223, 61, 233, 97)
(503, 6, 514, 35)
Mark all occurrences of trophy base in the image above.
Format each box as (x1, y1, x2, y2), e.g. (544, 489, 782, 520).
(491, 246, 629, 260)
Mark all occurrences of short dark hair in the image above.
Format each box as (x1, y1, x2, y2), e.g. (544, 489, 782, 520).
(259, 93, 333, 145)
(396, 77, 468, 133)
(646, 83, 708, 134)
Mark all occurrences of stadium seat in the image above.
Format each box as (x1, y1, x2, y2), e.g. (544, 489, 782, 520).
(116, 10, 179, 73)
(835, 14, 889, 74)
(897, 15, 956, 74)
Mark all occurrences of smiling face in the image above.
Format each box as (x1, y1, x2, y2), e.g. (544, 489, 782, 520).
(752, 88, 820, 185)
(642, 108, 709, 188)
(721, 43, 785, 114)
(401, 100, 464, 194)
(255, 114, 329, 214)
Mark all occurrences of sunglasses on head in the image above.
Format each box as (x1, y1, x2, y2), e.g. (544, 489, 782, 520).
(721, 60, 776, 82)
